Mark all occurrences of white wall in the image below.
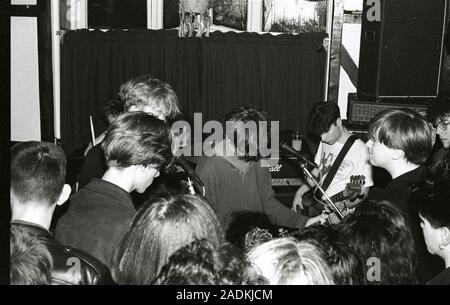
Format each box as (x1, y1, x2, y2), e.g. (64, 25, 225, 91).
(11, 15, 41, 141)
(338, 23, 361, 119)
(337, 0, 363, 119)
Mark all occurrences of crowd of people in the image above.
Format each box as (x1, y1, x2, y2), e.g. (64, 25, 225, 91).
(9, 74, 450, 285)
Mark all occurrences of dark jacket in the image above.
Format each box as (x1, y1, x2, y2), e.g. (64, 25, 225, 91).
(12, 221, 114, 285)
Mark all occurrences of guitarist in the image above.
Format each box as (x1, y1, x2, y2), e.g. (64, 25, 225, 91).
(292, 102, 373, 217)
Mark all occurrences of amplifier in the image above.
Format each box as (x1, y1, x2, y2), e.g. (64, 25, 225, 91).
(347, 93, 429, 125)
(265, 157, 305, 186)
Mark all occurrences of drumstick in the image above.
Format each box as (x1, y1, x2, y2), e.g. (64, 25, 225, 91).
(89, 115, 96, 146)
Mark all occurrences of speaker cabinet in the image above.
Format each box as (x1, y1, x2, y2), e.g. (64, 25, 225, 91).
(358, 0, 447, 99)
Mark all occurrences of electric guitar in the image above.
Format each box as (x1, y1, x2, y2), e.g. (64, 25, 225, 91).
(302, 175, 366, 218)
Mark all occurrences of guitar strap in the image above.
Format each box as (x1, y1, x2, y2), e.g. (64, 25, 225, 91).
(320, 135, 357, 192)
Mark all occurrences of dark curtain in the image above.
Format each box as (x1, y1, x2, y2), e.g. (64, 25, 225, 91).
(61, 29, 326, 154)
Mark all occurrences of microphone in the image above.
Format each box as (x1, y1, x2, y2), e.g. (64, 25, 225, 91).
(176, 156, 205, 195)
(279, 142, 316, 168)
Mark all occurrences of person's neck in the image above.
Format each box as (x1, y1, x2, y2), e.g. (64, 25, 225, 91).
(442, 249, 450, 268)
(336, 127, 352, 144)
(102, 167, 134, 193)
(386, 160, 419, 179)
(11, 203, 54, 231)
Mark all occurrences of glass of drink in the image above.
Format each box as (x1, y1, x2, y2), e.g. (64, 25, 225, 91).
(291, 131, 303, 151)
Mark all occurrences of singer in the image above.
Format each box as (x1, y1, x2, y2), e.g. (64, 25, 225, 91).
(195, 106, 325, 235)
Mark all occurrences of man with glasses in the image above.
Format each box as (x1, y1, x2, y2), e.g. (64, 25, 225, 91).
(427, 94, 450, 181)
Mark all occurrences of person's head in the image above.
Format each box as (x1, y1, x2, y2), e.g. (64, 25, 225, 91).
(307, 102, 343, 144)
(247, 237, 334, 285)
(102, 99, 124, 125)
(428, 94, 450, 149)
(10, 223, 53, 285)
(114, 194, 224, 284)
(366, 108, 433, 168)
(10, 141, 71, 221)
(294, 225, 364, 285)
(119, 74, 181, 122)
(101, 112, 173, 193)
(224, 105, 270, 162)
(337, 200, 418, 284)
(414, 180, 450, 262)
(153, 238, 267, 285)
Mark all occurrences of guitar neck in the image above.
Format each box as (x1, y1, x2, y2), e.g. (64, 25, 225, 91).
(329, 190, 346, 203)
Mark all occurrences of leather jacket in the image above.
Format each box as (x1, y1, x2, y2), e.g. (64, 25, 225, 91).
(11, 221, 114, 285)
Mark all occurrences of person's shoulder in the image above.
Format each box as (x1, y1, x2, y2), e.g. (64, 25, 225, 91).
(353, 138, 369, 149)
(428, 267, 450, 285)
(196, 155, 226, 170)
(46, 240, 114, 285)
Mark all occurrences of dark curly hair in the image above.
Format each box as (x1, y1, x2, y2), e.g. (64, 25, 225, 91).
(224, 105, 271, 161)
(153, 239, 267, 285)
(307, 102, 341, 137)
(337, 200, 418, 285)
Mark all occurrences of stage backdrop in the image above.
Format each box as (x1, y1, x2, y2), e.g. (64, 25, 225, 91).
(60, 29, 326, 154)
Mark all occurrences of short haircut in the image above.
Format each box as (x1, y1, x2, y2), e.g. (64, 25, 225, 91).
(368, 108, 433, 164)
(307, 102, 341, 137)
(101, 111, 172, 169)
(114, 194, 224, 284)
(11, 141, 66, 205)
(427, 94, 450, 124)
(102, 99, 124, 124)
(247, 237, 334, 285)
(338, 200, 418, 284)
(10, 223, 53, 285)
(224, 105, 270, 162)
(153, 239, 267, 285)
(118, 74, 181, 122)
(413, 180, 450, 230)
(294, 225, 364, 285)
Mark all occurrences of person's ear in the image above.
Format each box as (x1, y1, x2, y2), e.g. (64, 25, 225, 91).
(56, 184, 72, 206)
(391, 148, 405, 160)
(336, 118, 342, 127)
(439, 227, 450, 249)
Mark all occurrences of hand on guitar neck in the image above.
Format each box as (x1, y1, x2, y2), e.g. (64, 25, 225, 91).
(295, 175, 367, 223)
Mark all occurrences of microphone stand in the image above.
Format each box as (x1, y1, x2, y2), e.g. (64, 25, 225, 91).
(296, 160, 344, 220)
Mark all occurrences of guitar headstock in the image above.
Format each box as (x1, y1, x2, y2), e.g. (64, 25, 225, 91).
(343, 175, 366, 198)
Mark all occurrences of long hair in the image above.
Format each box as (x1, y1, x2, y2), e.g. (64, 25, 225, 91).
(114, 194, 224, 284)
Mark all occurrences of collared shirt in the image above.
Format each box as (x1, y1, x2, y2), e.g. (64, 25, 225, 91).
(55, 178, 136, 271)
